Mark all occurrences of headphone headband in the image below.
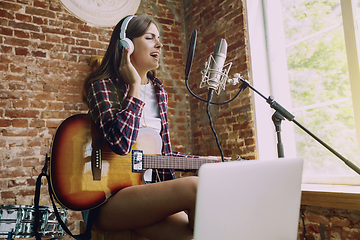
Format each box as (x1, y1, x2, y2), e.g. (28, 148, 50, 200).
(120, 15, 135, 40)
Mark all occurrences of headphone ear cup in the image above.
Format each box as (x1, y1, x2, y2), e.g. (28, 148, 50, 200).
(119, 38, 134, 55)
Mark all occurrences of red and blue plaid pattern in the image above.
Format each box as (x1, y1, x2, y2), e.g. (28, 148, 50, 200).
(87, 77, 197, 180)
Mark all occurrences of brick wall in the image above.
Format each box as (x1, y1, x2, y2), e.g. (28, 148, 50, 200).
(0, 0, 103, 234)
(0, 0, 197, 235)
(183, 0, 255, 159)
(299, 206, 360, 239)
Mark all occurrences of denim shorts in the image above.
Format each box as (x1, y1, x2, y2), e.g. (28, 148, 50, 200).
(81, 210, 90, 225)
(81, 207, 100, 226)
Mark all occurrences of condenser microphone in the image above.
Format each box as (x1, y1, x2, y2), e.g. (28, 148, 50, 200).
(208, 39, 228, 90)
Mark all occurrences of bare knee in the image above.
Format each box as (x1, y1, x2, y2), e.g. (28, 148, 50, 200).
(173, 177, 198, 223)
(185, 176, 197, 198)
(174, 176, 198, 201)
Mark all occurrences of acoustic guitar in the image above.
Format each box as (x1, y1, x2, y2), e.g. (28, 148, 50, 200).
(49, 114, 219, 211)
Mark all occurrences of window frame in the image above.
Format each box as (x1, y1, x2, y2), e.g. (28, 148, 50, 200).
(244, 0, 360, 185)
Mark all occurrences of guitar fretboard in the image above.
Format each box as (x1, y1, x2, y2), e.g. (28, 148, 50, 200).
(143, 155, 219, 170)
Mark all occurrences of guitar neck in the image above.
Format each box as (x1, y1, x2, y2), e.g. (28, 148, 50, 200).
(143, 155, 218, 170)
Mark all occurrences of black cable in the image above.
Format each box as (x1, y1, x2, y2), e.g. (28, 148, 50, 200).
(301, 207, 306, 240)
(185, 74, 245, 105)
(207, 89, 225, 162)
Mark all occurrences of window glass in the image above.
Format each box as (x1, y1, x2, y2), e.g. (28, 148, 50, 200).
(280, 0, 360, 179)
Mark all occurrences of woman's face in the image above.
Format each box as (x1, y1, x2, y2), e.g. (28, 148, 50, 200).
(130, 23, 163, 76)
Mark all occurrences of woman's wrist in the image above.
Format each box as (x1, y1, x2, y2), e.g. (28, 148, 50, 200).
(128, 82, 141, 98)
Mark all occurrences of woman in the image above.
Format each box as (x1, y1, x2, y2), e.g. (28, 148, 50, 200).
(82, 15, 197, 240)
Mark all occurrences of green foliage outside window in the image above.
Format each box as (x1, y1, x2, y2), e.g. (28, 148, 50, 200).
(282, 0, 359, 175)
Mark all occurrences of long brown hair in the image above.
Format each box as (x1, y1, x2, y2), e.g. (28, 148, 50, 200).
(82, 15, 158, 103)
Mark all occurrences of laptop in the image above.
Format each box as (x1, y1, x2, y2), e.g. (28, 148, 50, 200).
(193, 158, 303, 240)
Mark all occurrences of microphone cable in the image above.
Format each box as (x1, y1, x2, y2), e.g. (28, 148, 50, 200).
(185, 30, 248, 162)
(207, 88, 225, 162)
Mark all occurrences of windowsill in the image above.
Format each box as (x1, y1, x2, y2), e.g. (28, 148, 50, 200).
(301, 184, 360, 210)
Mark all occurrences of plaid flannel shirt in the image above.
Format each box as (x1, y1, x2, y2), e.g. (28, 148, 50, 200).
(87, 77, 196, 180)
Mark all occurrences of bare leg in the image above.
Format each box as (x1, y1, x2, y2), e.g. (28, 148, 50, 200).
(135, 212, 193, 240)
(95, 176, 197, 240)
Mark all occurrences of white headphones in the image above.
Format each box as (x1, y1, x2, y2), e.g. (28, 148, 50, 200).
(118, 15, 135, 55)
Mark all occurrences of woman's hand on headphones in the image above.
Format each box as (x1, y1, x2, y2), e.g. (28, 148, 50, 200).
(119, 47, 141, 98)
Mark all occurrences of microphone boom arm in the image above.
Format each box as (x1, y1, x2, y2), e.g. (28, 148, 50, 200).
(239, 78, 360, 175)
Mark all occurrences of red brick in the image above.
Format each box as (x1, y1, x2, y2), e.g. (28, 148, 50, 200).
(0, 9, 15, 20)
(5, 109, 39, 118)
(63, 21, 77, 30)
(38, 42, 54, 50)
(32, 50, 46, 58)
(78, 24, 91, 33)
(33, 16, 48, 25)
(30, 32, 45, 40)
(12, 118, 28, 127)
(26, 178, 36, 186)
(25, 6, 56, 19)
(30, 100, 46, 109)
(46, 34, 61, 43)
(13, 99, 29, 108)
(8, 20, 40, 32)
(4, 37, 31, 47)
(0, 119, 12, 127)
(16, 13, 31, 22)
(76, 39, 89, 47)
(0, 45, 13, 54)
(15, 47, 30, 56)
(46, 119, 62, 128)
(34, 0, 49, 9)
(10, 64, 26, 73)
(14, 29, 30, 38)
(0, 63, 9, 71)
(48, 102, 63, 110)
(43, 84, 59, 92)
(0, 90, 22, 99)
(0, 2, 23, 12)
(90, 40, 103, 49)
(1, 191, 16, 199)
(1, 54, 12, 63)
(53, 43, 68, 52)
(29, 119, 45, 128)
(0, 26, 13, 36)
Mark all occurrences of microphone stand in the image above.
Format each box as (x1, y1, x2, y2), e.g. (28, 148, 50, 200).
(238, 78, 360, 175)
(185, 30, 250, 162)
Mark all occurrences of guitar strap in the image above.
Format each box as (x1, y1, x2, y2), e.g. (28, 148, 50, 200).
(33, 155, 95, 240)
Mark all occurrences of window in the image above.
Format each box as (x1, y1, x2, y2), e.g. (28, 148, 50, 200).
(245, 0, 360, 185)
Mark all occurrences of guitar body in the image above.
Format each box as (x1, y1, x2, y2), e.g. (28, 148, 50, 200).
(50, 114, 161, 211)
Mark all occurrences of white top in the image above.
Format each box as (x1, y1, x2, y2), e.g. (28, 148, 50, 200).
(139, 81, 162, 134)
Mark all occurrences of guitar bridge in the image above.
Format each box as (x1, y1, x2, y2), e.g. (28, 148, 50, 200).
(132, 150, 143, 173)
